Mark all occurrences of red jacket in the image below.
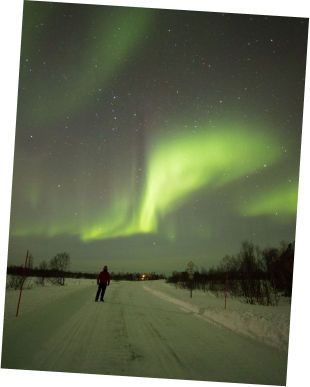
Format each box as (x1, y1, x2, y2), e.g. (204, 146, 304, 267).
(97, 270, 110, 285)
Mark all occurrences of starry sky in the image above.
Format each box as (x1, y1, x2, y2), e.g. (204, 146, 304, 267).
(5, 1, 308, 275)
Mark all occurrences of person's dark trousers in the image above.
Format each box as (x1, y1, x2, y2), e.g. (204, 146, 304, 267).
(95, 283, 107, 301)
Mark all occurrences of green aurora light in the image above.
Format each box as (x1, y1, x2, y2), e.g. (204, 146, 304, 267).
(238, 180, 299, 220)
(12, 124, 290, 242)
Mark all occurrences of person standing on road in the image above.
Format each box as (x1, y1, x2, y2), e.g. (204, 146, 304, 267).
(95, 265, 110, 302)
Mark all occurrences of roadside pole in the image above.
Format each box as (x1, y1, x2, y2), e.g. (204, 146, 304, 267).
(16, 250, 29, 317)
(224, 274, 228, 310)
(187, 261, 195, 298)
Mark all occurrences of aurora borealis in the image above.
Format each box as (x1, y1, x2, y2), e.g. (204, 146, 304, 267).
(5, 1, 308, 274)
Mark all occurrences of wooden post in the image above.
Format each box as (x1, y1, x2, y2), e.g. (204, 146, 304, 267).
(16, 250, 29, 317)
(224, 274, 228, 310)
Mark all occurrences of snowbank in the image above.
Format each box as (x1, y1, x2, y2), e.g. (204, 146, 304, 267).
(143, 280, 291, 353)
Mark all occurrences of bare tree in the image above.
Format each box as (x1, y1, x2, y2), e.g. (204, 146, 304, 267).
(236, 241, 259, 304)
(27, 253, 34, 270)
(49, 252, 71, 286)
(35, 260, 48, 286)
(276, 242, 295, 297)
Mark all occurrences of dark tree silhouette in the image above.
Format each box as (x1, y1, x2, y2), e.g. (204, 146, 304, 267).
(49, 252, 71, 286)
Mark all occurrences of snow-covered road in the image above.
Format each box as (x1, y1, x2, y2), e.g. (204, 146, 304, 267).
(1, 280, 288, 385)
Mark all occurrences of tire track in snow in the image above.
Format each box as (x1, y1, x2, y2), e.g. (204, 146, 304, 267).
(27, 284, 136, 375)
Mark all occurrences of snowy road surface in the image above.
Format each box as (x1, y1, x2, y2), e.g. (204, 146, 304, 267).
(1, 280, 288, 385)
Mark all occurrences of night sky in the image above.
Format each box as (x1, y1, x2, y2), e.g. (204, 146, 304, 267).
(5, 1, 308, 275)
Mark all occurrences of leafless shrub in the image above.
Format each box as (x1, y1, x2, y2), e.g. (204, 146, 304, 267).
(6, 275, 31, 290)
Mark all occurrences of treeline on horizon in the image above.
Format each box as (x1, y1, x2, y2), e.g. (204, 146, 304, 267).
(6, 252, 166, 289)
(6, 240, 295, 306)
(6, 266, 166, 282)
(166, 240, 295, 306)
